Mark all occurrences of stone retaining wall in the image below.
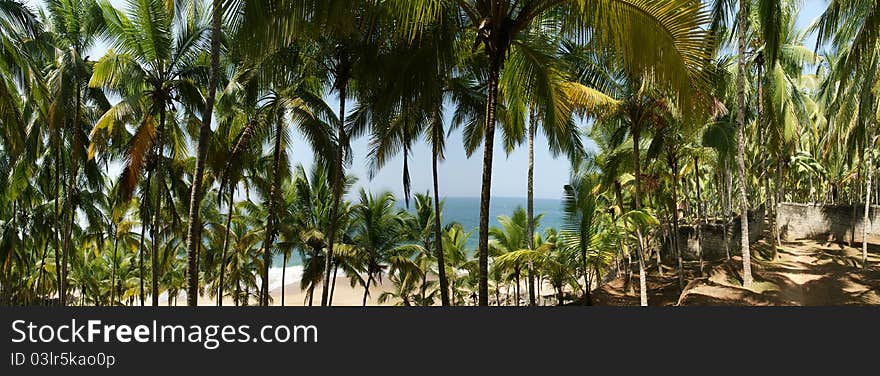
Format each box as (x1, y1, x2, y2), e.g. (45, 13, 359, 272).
(666, 206, 764, 261)
(775, 203, 880, 245)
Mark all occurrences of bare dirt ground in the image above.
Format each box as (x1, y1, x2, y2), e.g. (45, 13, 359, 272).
(594, 238, 880, 306)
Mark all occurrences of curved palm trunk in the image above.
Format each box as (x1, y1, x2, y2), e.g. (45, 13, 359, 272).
(432, 138, 450, 306)
(477, 60, 501, 306)
(735, 0, 753, 288)
(262, 116, 285, 306)
(362, 273, 372, 306)
(151, 103, 167, 306)
(526, 118, 536, 306)
(184, 0, 223, 307)
(217, 184, 234, 306)
(322, 85, 347, 306)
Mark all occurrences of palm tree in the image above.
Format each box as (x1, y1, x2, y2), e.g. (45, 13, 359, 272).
(400, 0, 712, 305)
(816, 0, 880, 270)
(184, 0, 226, 306)
(90, 0, 210, 305)
(560, 162, 604, 304)
(40, 0, 107, 306)
(349, 189, 421, 305)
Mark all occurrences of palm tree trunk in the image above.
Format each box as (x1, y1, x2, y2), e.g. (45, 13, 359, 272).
(514, 269, 520, 306)
(184, 0, 222, 307)
(152, 102, 167, 306)
(53, 149, 62, 304)
(478, 60, 501, 306)
(631, 124, 649, 306)
(281, 252, 288, 306)
(217, 184, 234, 306)
(329, 262, 338, 306)
(234, 278, 240, 306)
(322, 85, 348, 306)
(636, 234, 647, 306)
(109, 225, 120, 305)
(35, 235, 49, 301)
(137, 189, 149, 306)
(60, 144, 76, 307)
(582, 241, 592, 306)
(262, 116, 284, 306)
(431, 134, 450, 306)
(863, 115, 876, 270)
(851, 163, 860, 246)
(631, 124, 658, 276)
(526, 115, 536, 307)
(723, 162, 732, 260)
(362, 273, 371, 306)
(694, 157, 705, 276)
(60, 66, 84, 307)
(614, 181, 634, 294)
(671, 154, 684, 290)
(735, 0, 753, 288)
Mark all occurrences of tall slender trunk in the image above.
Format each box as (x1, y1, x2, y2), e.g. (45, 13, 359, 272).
(671, 154, 684, 290)
(35, 235, 49, 300)
(151, 102, 167, 306)
(632, 123, 650, 306)
(431, 130, 450, 306)
(724, 163, 732, 260)
(863, 114, 876, 270)
(477, 59, 501, 306)
(632, 124, 657, 277)
(234, 278, 240, 306)
(581, 235, 592, 306)
(851, 164, 860, 246)
(262, 116, 284, 306)
(774, 155, 783, 256)
(615, 181, 634, 294)
(281, 253, 288, 306)
(526, 114, 536, 306)
(184, 0, 222, 307)
(217, 184, 234, 306)
(60, 67, 83, 307)
(694, 157, 704, 276)
(53, 148, 62, 304)
(322, 85, 347, 306)
(137, 185, 149, 306)
(329, 262, 338, 306)
(735, 0, 753, 288)
(514, 270, 520, 306)
(109, 225, 120, 305)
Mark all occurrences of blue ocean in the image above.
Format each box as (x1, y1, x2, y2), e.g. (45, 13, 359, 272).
(273, 196, 564, 266)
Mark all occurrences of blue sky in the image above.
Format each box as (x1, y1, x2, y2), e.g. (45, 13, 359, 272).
(25, 0, 829, 200)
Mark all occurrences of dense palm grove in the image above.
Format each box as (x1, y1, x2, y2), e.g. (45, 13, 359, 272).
(0, 0, 877, 306)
